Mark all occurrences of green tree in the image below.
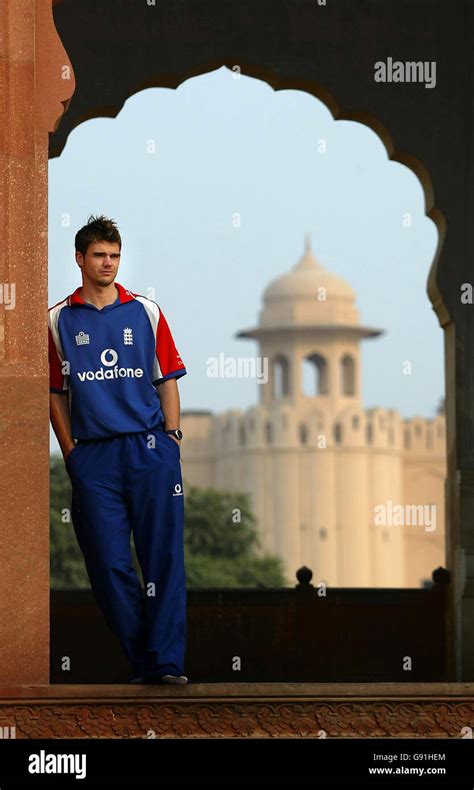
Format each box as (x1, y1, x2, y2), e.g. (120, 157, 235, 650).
(50, 455, 90, 587)
(183, 484, 286, 587)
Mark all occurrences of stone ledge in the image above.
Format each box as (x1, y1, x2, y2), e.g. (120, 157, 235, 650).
(0, 684, 473, 738)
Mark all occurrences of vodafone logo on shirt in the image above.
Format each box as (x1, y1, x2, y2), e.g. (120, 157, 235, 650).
(77, 348, 144, 382)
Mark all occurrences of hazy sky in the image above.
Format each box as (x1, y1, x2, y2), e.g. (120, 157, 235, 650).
(49, 66, 441, 453)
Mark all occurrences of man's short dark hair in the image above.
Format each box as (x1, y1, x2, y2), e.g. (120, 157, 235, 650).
(75, 214, 122, 256)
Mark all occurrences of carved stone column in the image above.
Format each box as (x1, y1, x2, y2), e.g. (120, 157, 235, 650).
(0, 0, 74, 683)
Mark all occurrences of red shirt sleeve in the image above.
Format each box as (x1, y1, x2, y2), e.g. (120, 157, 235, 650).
(154, 306, 187, 383)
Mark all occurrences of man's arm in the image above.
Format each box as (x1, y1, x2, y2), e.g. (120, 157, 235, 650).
(156, 377, 181, 440)
(50, 393, 75, 460)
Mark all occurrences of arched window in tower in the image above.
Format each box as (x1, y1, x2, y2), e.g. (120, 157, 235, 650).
(299, 423, 308, 444)
(333, 422, 343, 443)
(340, 354, 355, 396)
(265, 420, 273, 444)
(272, 354, 290, 399)
(302, 353, 328, 396)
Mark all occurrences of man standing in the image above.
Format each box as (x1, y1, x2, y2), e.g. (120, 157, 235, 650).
(48, 215, 188, 684)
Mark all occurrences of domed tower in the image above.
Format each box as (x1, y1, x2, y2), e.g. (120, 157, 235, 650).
(236, 236, 383, 418)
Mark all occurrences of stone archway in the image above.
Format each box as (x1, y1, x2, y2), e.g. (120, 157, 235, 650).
(2, 0, 473, 721)
(48, 1, 461, 677)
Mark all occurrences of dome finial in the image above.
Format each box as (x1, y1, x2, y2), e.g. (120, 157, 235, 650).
(294, 233, 320, 272)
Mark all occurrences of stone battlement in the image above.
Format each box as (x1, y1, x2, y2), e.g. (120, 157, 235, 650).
(181, 406, 445, 456)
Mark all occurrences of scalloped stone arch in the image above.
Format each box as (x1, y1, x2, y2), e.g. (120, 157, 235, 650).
(47, 53, 453, 649)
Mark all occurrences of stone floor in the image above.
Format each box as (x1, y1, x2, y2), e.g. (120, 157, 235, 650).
(0, 683, 473, 738)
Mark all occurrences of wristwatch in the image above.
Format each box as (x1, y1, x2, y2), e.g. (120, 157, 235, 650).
(164, 428, 183, 440)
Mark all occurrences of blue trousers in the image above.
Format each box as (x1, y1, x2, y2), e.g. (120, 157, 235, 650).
(65, 425, 186, 678)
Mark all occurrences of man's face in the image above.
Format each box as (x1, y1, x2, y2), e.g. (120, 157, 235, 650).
(76, 241, 121, 286)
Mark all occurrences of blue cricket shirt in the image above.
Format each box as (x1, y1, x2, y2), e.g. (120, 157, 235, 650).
(48, 282, 187, 439)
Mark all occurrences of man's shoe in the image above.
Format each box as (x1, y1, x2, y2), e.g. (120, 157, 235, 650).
(161, 674, 188, 685)
(142, 673, 188, 685)
(128, 676, 146, 684)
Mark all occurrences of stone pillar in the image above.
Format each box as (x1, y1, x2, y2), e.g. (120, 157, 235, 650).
(428, 217, 474, 681)
(0, 0, 74, 683)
